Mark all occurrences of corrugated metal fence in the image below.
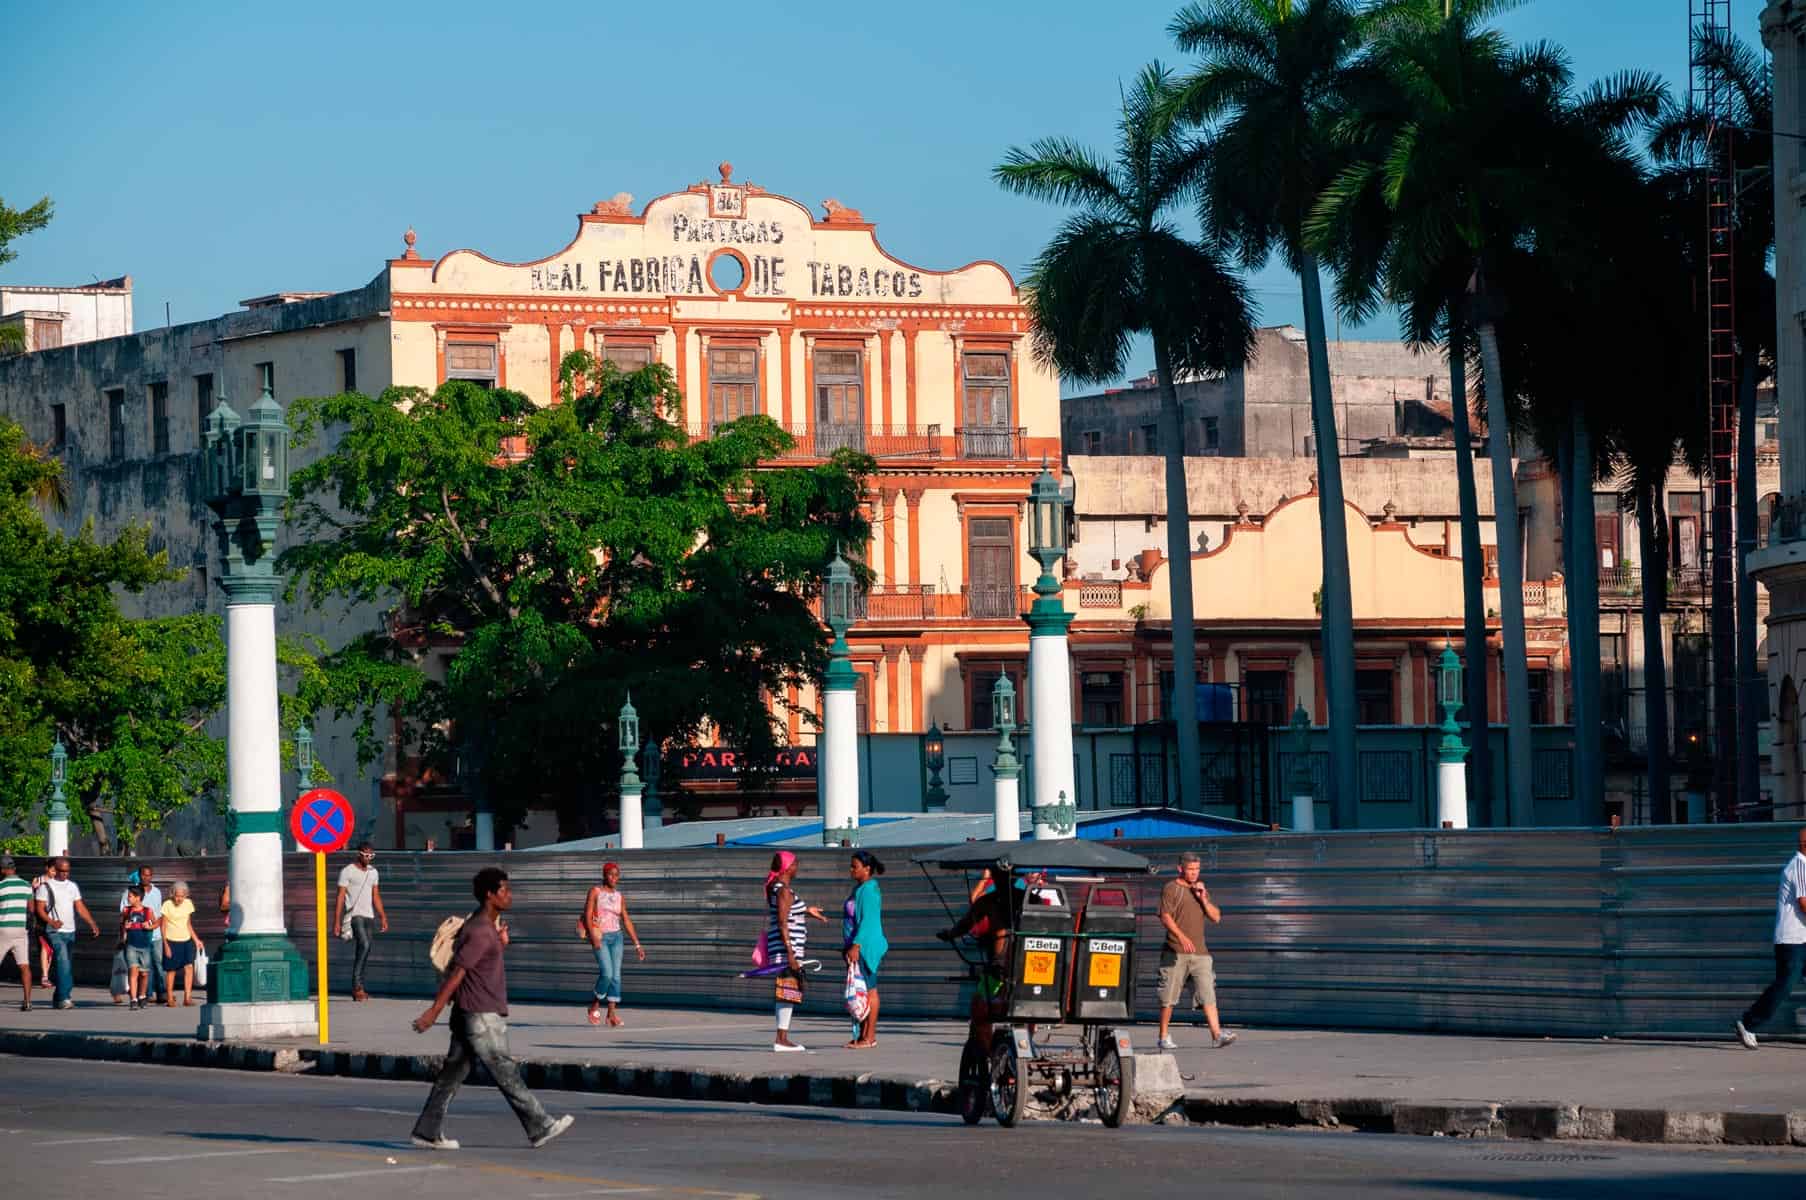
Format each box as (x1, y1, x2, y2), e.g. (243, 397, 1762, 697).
(33, 824, 1802, 1037)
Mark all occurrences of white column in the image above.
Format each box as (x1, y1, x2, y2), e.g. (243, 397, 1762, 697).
(1291, 791, 1316, 832)
(473, 812, 495, 852)
(993, 772, 1020, 842)
(620, 783, 644, 850)
(1436, 760, 1469, 829)
(821, 687, 859, 840)
(45, 816, 68, 859)
(226, 602, 285, 937)
(1029, 632, 1077, 839)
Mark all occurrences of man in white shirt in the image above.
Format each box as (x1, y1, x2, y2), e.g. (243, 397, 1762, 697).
(121, 865, 166, 1004)
(332, 844, 388, 1001)
(32, 857, 101, 1009)
(1735, 827, 1806, 1049)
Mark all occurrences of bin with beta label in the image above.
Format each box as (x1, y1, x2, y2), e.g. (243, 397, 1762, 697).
(1007, 897, 1073, 1021)
(1068, 884, 1136, 1022)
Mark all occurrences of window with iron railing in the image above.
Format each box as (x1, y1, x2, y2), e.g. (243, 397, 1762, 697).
(106, 388, 126, 460)
(814, 347, 864, 453)
(150, 381, 169, 455)
(961, 350, 1013, 456)
(194, 373, 214, 442)
(967, 516, 1018, 618)
(708, 345, 759, 428)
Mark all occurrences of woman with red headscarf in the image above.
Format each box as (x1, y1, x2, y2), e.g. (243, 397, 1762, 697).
(762, 851, 825, 1051)
(579, 862, 643, 1027)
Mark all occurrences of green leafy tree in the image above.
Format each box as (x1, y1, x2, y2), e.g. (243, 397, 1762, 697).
(0, 195, 54, 355)
(0, 419, 236, 852)
(281, 359, 873, 838)
(996, 64, 1255, 813)
(1170, 0, 1372, 825)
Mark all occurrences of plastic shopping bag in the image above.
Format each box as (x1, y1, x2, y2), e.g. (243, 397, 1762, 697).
(194, 947, 209, 987)
(843, 960, 869, 1022)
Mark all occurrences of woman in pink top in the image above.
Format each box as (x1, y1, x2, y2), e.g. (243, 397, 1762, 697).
(580, 862, 643, 1027)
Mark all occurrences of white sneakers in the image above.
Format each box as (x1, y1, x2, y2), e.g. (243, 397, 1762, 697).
(1156, 1036, 1180, 1050)
(1215, 1031, 1239, 1048)
(1735, 1020, 1758, 1050)
(773, 1041, 807, 1053)
(530, 1114, 575, 1149)
(411, 1135, 459, 1151)
(1156, 1031, 1237, 1051)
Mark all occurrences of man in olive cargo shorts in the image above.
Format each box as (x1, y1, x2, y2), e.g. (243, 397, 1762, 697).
(1156, 851, 1236, 1050)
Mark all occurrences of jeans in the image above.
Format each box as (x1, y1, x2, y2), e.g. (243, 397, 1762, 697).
(47, 931, 75, 1005)
(592, 932, 624, 1004)
(148, 934, 165, 999)
(413, 1010, 552, 1142)
(350, 916, 377, 993)
(1742, 943, 1806, 1031)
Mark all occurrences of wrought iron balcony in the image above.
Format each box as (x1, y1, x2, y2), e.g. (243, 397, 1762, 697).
(690, 423, 942, 460)
(955, 425, 1026, 459)
(812, 584, 1034, 623)
(1598, 565, 1710, 601)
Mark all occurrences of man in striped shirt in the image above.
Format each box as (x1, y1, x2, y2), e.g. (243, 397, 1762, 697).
(0, 856, 33, 1011)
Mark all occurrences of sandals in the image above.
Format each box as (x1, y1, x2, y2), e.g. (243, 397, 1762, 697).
(587, 1006, 602, 1026)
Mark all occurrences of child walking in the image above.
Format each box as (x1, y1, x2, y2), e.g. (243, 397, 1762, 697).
(119, 885, 159, 1010)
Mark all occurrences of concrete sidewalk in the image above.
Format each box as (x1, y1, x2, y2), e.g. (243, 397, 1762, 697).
(2, 991, 1802, 1145)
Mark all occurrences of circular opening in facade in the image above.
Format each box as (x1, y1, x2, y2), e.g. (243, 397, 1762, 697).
(709, 253, 746, 293)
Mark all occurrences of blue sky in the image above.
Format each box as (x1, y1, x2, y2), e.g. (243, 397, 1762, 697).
(6, 1, 1761, 386)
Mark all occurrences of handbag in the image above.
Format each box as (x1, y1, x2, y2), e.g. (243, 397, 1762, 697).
(843, 960, 869, 1022)
(774, 971, 804, 1006)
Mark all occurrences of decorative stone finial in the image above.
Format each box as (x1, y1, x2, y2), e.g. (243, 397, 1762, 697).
(719, 161, 734, 184)
(402, 227, 420, 260)
(1235, 500, 1252, 525)
(1382, 499, 1397, 522)
(1307, 471, 1318, 493)
(822, 198, 865, 223)
(592, 192, 634, 216)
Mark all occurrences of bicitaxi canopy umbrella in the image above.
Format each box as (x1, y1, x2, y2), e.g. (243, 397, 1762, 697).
(911, 839, 1153, 874)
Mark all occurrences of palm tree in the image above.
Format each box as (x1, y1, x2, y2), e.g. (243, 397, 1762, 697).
(997, 64, 1256, 813)
(1650, 28, 1776, 817)
(1309, 0, 1642, 822)
(1168, 0, 1370, 827)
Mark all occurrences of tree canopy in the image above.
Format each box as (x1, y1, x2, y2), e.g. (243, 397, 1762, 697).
(281, 355, 874, 837)
(0, 194, 54, 354)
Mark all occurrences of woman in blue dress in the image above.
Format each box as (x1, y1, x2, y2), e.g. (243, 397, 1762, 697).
(843, 851, 887, 1048)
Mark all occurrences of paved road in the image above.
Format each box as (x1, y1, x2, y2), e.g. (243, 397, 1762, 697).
(2, 1058, 1799, 1199)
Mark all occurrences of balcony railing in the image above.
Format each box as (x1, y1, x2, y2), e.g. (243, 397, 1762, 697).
(1079, 579, 1123, 608)
(690, 423, 943, 460)
(814, 584, 1034, 623)
(1598, 565, 1710, 600)
(955, 425, 1025, 459)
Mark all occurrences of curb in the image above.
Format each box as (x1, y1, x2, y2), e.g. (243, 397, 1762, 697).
(4, 1031, 1802, 1147)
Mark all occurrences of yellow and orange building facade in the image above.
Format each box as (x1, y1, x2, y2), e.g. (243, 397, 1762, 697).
(387, 165, 1060, 754)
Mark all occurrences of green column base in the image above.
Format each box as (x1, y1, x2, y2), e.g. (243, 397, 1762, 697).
(210, 932, 311, 1004)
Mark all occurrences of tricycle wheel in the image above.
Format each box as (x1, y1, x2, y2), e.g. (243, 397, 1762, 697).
(1096, 1038, 1134, 1128)
(989, 1038, 1028, 1127)
(958, 1038, 988, 1126)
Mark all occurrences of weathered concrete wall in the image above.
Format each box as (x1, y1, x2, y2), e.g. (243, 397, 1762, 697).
(0, 280, 395, 853)
(1062, 326, 1455, 459)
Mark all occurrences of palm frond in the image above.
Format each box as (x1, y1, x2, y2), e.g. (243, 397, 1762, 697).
(993, 139, 1129, 217)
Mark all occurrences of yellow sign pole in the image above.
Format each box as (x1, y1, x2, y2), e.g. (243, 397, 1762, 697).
(315, 850, 329, 1044)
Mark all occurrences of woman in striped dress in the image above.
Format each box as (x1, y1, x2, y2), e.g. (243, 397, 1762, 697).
(764, 851, 825, 1052)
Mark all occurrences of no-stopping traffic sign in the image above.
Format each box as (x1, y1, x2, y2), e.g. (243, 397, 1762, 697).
(290, 787, 355, 854)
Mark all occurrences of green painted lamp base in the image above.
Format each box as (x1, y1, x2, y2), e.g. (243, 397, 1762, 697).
(210, 932, 311, 1005)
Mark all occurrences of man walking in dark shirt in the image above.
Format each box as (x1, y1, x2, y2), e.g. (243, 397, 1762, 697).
(411, 868, 574, 1150)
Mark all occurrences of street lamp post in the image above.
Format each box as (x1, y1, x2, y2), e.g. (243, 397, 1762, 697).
(618, 694, 644, 850)
(1024, 466, 1077, 839)
(1436, 643, 1470, 829)
(640, 741, 662, 831)
(923, 721, 948, 811)
(819, 550, 859, 845)
(293, 723, 314, 852)
(1288, 704, 1315, 832)
(990, 677, 1022, 842)
(198, 382, 315, 1041)
(45, 738, 69, 858)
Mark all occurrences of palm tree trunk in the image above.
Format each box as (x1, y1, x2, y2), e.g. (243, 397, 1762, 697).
(1153, 336, 1204, 813)
(1735, 344, 1761, 814)
(1299, 256, 1359, 828)
(1638, 481, 1672, 822)
(1445, 323, 1491, 822)
(1566, 406, 1604, 819)
(1475, 318, 1535, 824)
